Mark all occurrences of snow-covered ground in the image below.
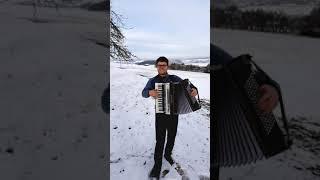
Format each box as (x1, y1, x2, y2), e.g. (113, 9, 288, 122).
(110, 62, 210, 179)
(213, 28, 320, 179)
(0, 3, 107, 180)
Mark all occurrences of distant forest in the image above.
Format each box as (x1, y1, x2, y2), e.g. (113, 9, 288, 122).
(169, 63, 210, 74)
(212, 4, 320, 38)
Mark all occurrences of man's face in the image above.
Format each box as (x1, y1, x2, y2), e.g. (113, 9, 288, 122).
(156, 61, 168, 75)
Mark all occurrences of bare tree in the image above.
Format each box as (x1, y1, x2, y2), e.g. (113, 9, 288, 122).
(110, 10, 136, 62)
(31, 0, 136, 61)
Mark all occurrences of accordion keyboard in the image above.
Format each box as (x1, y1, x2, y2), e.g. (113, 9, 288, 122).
(155, 83, 170, 114)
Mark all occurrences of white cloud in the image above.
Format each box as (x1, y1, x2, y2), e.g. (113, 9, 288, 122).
(112, 0, 210, 59)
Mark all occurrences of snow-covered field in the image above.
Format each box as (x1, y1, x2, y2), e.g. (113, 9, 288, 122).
(110, 62, 210, 179)
(0, 3, 107, 180)
(213, 28, 320, 179)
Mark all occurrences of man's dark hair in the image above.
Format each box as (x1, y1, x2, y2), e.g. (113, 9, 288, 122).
(155, 56, 169, 66)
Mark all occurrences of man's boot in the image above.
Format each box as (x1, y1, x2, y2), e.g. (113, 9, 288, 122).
(164, 154, 175, 166)
(149, 164, 161, 179)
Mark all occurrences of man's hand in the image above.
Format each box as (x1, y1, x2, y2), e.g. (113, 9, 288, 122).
(149, 89, 158, 99)
(190, 88, 198, 97)
(258, 84, 279, 113)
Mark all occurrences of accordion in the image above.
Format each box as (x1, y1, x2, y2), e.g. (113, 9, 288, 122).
(213, 54, 292, 167)
(155, 79, 201, 115)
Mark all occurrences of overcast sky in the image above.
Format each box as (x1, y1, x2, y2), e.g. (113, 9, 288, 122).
(112, 0, 210, 59)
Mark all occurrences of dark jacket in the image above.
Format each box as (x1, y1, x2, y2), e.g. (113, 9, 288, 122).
(142, 74, 196, 98)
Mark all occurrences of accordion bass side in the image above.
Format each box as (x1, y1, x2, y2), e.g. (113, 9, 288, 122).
(213, 55, 292, 168)
(155, 79, 201, 115)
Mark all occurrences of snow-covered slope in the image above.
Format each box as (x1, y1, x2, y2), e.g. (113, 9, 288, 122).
(0, 3, 107, 180)
(110, 63, 210, 179)
(181, 57, 210, 67)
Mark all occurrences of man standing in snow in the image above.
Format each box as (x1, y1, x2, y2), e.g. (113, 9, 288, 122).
(142, 56, 198, 178)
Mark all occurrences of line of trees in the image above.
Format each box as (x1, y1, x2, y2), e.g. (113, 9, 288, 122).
(212, 4, 320, 37)
(169, 63, 210, 73)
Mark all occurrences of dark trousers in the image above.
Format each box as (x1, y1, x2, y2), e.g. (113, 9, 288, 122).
(213, 166, 220, 180)
(154, 113, 179, 167)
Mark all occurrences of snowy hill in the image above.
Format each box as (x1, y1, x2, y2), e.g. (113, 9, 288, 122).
(110, 62, 210, 179)
(180, 57, 210, 67)
(135, 57, 209, 67)
(0, 3, 107, 180)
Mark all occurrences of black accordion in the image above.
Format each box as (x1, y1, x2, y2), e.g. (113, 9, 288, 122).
(155, 79, 201, 115)
(213, 54, 292, 167)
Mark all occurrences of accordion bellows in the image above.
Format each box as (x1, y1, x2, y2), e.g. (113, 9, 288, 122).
(213, 55, 291, 168)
